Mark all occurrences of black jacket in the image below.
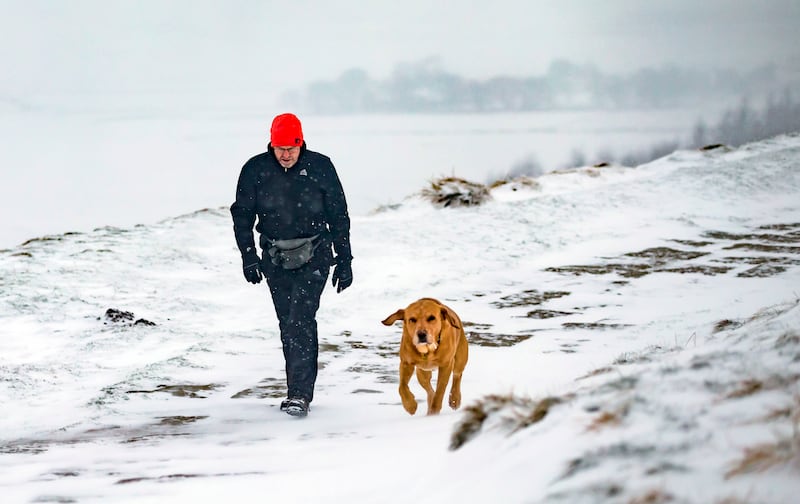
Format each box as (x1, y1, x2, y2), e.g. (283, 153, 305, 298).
(230, 144, 352, 270)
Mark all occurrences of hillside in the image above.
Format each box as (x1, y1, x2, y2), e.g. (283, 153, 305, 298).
(1, 134, 799, 503)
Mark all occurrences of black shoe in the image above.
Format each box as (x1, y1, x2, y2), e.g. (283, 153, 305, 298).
(284, 397, 309, 417)
(280, 398, 290, 411)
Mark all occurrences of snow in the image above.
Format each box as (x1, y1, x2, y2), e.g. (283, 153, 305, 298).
(1, 133, 800, 503)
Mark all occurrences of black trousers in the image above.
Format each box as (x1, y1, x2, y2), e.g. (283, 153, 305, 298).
(265, 265, 329, 403)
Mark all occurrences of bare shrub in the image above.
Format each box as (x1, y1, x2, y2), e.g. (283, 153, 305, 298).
(420, 176, 491, 208)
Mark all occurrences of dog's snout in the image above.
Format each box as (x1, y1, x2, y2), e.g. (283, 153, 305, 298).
(417, 331, 427, 343)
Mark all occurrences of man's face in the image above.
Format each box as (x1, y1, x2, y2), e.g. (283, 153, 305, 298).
(274, 145, 301, 169)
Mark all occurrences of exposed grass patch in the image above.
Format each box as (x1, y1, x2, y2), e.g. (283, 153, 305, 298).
(724, 439, 799, 479)
(586, 403, 630, 432)
(628, 488, 675, 504)
(467, 331, 535, 348)
(562, 321, 633, 330)
(723, 374, 800, 400)
(576, 366, 615, 381)
(712, 319, 744, 334)
(524, 309, 574, 319)
(126, 383, 221, 398)
(491, 289, 571, 308)
(624, 247, 708, 263)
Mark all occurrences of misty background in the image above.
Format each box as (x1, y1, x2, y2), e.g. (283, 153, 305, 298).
(1, 0, 799, 248)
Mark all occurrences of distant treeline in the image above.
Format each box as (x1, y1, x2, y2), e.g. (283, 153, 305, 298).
(279, 57, 792, 114)
(561, 90, 800, 170)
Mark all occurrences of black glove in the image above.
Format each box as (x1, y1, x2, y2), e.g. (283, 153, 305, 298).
(242, 250, 262, 284)
(331, 259, 352, 293)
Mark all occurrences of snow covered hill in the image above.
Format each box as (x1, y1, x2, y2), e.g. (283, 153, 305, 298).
(1, 134, 799, 503)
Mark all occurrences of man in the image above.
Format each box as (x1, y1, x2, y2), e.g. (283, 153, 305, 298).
(230, 113, 353, 418)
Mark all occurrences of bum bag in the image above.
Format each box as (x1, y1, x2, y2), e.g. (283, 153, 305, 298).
(265, 234, 320, 270)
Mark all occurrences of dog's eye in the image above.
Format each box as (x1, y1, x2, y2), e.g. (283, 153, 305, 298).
(409, 317, 417, 323)
(427, 315, 436, 322)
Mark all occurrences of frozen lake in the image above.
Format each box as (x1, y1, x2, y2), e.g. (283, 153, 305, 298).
(0, 96, 725, 248)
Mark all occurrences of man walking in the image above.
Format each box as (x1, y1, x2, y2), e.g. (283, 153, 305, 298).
(231, 113, 353, 417)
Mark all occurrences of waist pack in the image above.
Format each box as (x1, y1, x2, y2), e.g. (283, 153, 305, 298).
(266, 234, 320, 270)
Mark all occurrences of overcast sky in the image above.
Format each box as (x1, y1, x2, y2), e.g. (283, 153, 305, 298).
(2, 0, 799, 97)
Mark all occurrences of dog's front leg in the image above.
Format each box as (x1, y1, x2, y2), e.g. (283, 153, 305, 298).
(399, 361, 418, 415)
(415, 368, 434, 413)
(429, 364, 453, 415)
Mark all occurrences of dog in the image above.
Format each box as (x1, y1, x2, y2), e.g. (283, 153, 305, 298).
(381, 298, 469, 415)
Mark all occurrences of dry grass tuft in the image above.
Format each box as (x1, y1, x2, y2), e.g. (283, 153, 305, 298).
(420, 176, 491, 208)
(489, 175, 541, 190)
(449, 393, 565, 450)
(724, 374, 800, 400)
(725, 378, 763, 399)
(576, 366, 615, 381)
(515, 396, 564, 431)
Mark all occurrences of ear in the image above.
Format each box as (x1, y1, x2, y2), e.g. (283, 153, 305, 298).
(441, 306, 461, 329)
(381, 309, 405, 326)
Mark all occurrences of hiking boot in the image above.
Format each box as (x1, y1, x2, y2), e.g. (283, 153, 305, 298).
(284, 397, 309, 418)
(280, 398, 290, 411)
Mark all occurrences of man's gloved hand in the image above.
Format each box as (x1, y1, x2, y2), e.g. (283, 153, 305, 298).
(331, 258, 352, 293)
(242, 250, 262, 284)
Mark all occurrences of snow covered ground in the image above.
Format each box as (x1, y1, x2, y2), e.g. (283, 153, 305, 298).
(1, 133, 799, 503)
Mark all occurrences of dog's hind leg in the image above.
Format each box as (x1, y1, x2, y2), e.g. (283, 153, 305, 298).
(399, 362, 418, 415)
(416, 368, 435, 413)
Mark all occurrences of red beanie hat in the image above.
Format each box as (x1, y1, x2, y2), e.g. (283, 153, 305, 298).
(270, 113, 304, 147)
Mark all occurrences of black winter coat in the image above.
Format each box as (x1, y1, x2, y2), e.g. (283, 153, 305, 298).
(230, 144, 352, 271)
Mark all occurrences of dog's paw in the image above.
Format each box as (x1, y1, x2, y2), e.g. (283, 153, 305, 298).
(403, 400, 418, 415)
(449, 394, 461, 410)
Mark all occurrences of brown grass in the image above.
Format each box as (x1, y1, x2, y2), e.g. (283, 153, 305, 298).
(586, 402, 630, 432)
(726, 394, 800, 479)
(724, 439, 798, 479)
(628, 488, 674, 504)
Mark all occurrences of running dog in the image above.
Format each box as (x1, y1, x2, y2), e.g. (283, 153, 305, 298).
(381, 298, 469, 415)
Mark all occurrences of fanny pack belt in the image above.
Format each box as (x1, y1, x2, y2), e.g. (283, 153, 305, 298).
(266, 234, 320, 270)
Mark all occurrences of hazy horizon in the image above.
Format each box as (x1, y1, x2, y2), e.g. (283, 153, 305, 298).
(2, 0, 798, 98)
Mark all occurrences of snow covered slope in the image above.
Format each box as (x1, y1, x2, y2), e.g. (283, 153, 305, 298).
(1, 134, 799, 503)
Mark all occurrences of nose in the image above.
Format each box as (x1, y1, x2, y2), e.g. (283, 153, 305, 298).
(417, 331, 427, 343)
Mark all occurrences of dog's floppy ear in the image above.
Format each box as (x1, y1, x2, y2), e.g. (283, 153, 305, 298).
(381, 309, 405, 326)
(441, 306, 461, 329)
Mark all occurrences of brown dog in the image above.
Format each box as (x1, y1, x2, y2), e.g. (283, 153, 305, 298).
(381, 298, 469, 415)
